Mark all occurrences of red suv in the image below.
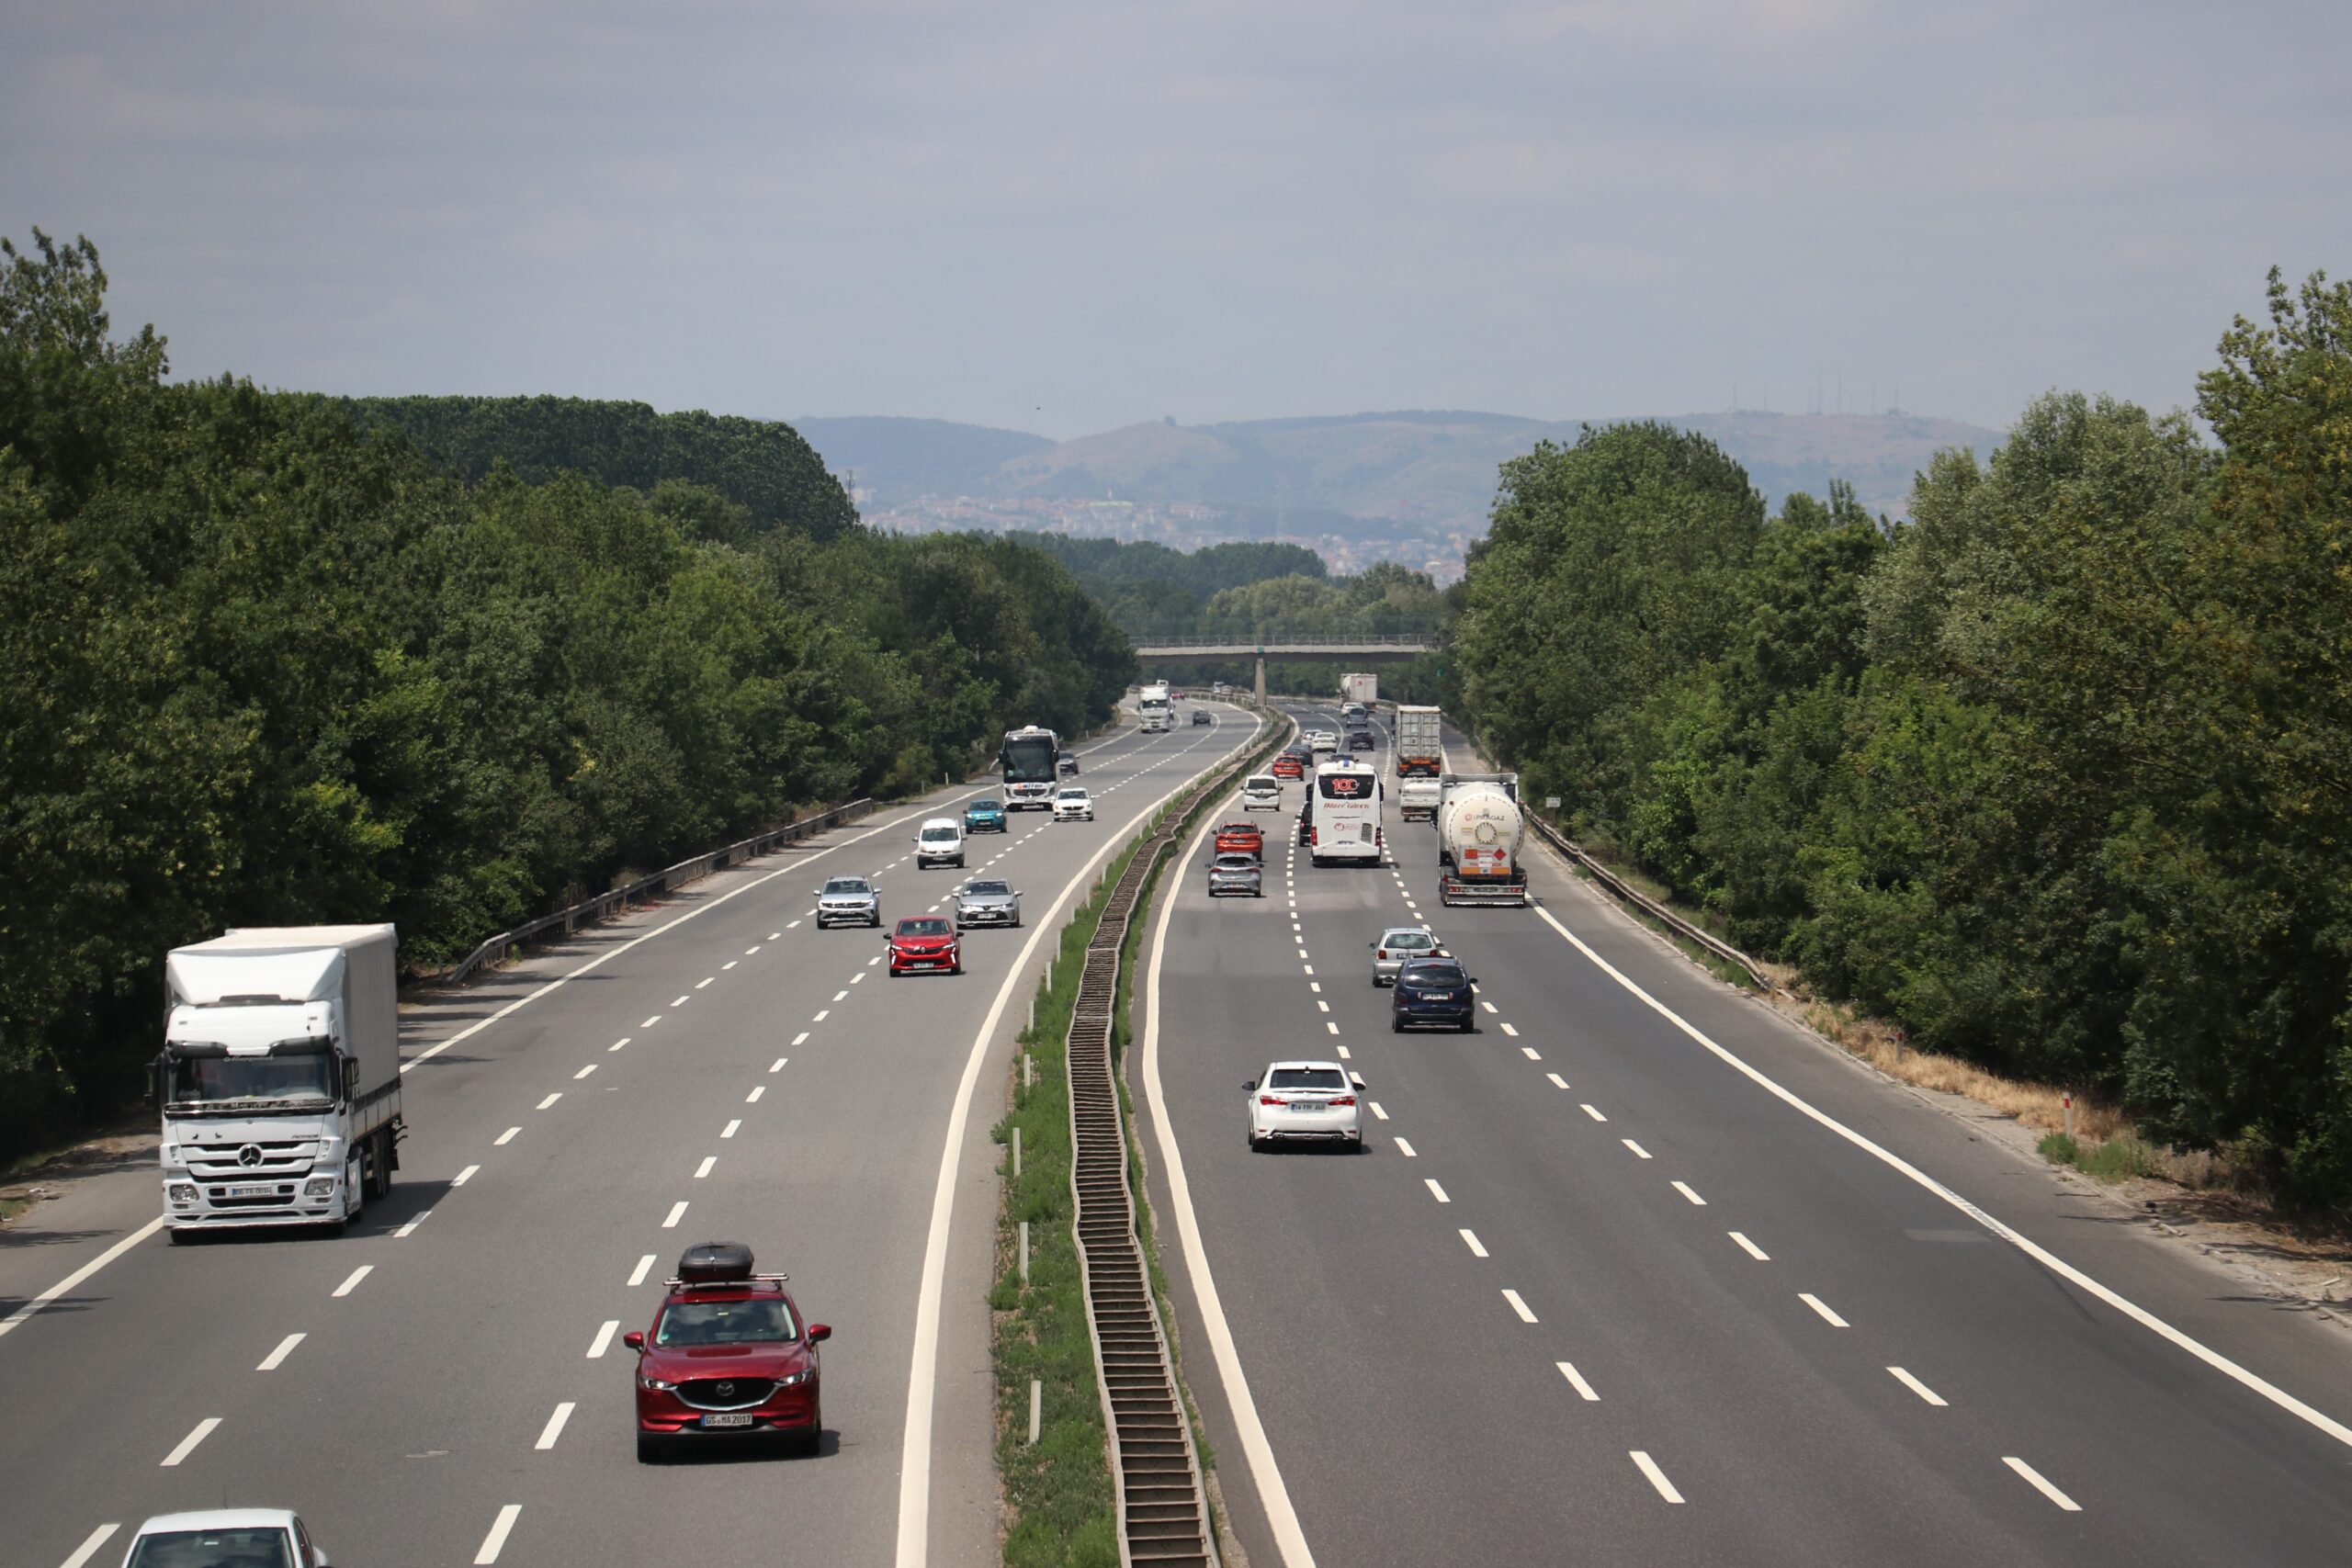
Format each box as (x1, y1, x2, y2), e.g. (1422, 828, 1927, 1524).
(1214, 820, 1264, 860)
(626, 1243, 830, 1461)
(888, 915, 962, 976)
(1271, 753, 1305, 781)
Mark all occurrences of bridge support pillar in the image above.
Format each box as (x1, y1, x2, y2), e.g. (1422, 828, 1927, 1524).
(1254, 653, 1267, 706)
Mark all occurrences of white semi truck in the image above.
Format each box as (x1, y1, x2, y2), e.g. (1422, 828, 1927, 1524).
(1436, 773, 1528, 907)
(1139, 681, 1173, 733)
(156, 925, 403, 1238)
(1340, 671, 1378, 707)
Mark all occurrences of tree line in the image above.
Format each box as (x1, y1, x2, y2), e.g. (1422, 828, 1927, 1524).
(1453, 269, 2352, 1212)
(0, 231, 1134, 1164)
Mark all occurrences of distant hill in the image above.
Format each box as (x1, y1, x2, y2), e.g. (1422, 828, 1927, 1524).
(792, 416, 1053, 506)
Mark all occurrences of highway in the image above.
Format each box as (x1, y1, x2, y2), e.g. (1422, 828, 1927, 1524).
(1138, 702, 2352, 1567)
(0, 705, 1258, 1568)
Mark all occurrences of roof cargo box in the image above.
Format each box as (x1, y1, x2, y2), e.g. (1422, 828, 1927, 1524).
(677, 1242, 754, 1283)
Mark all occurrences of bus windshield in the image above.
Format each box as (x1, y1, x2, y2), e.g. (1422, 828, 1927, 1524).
(1002, 732, 1059, 784)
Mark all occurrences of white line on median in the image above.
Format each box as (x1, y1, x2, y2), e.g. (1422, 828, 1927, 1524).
(1556, 1361, 1599, 1401)
(256, 1333, 304, 1371)
(1501, 1289, 1538, 1323)
(1889, 1366, 1947, 1405)
(1631, 1450, 1684, 1504)
(534, 1403, 575, 1450)
(332, 1266, 371, 1298)
(58, 1523, 119, 1568)
(474, 1505, 522, 1564)
(1800, 1292, 1849, 1327)
(2004, 1457, 2080, 1510)
(160, 1417, 220, 1467)
(587, 1320, 619, 1358)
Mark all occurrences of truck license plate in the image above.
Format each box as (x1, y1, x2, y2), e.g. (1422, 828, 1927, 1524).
(225, 1183, 277, 1199)
(702, 1413, 754, 1428)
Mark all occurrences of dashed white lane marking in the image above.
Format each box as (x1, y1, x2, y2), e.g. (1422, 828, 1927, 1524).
(1308, 981, 1321, 993)
(1889, 1366, 1947, 1405)
(1336, 1044, 1351, 1059)
(495, 1126, 519, 1145)
(1302, 964, 1315, 976)
(722, 960, 738, 971)
(814, 1010, 830, 1021)
(160, 1417, 220, 1467)
(768, 931, 781, 941)
(332, 1266, 372, 1298)
(608, 1038, 628, 1053)
(1800, 1292, 1849, 1327)
(670, 995, 688, 1008)
(1317, 1001, 1330, 1013)
(1370, 1103, 1388, 1121)
(852, 972, 866, 984)
(868, 954, 882, 966)
(628, 1255, 656, 1287)
(695, 977, 714, 989)
(1546, 1073, 1568, 1089)
(1460, 1229, 1488, 1258)
(1622, 1140, 1652, 1160)
(747, 1086, 765, 1103)
(1480, 1000, 1498, 1014)
(453, 1164, 480, 1186)
(395, 1210, 431, 1238)
(1502, 1289, 1538, 1323)
(1557, 1361, 1600, 1401)
(792, 1032, 809, 1046)
(722, 1119, 741, 1139)
(1580, 1103, 1607, 1122)
(58, 1523, 119, 1568)
(587, 1320, 619, 1358)
(769, 1057, 787, 1073)
(572, 1064, 597, 1080)
(1326, 1021, 1340, 1034)
(786, 919, 802, 930)
(473, 1504, 523, 1564)
(1500, 1022, 1520, 1037)
(662, 1201, 689, 1228)
(746, 946, 761, 955)
(1631, 1450, 1685, 1504)
(1395, 1138, 1418, 1157)
(1673, 1180, 1709, 1206)
(1521, 1046, 1542, 1060)
(694, 1156, 717, 1179)
(534, 1402, 575, 1450)
(537, 1093, 561, 1111)
(256, 1333, 304, 1371)
(833, 990, 850, 1002)
(1730, 1232, 1770, 1261)
(640, 1016, 661, 1029)
(1425, 1179, 1451, 1203)
(2004, 1457, 2081, 1511)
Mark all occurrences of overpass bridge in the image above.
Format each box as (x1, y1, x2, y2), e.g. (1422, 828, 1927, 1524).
(1127, 632, 1431, 704)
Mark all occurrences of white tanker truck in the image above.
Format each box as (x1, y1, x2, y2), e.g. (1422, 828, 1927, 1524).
(1436, 773, 1528, 907)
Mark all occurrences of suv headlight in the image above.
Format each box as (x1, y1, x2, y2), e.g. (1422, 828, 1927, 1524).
(638, 1373, 676, 1392)
(778, 1368, 813, 1387)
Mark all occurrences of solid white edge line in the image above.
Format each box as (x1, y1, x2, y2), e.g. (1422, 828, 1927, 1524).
(2003, 1456, 2081, 1511)
(473, 1503, 523, 1564)
(256, 1332, 304, 1371)
(159, 1416, 220, 1467)
(1139, 728, 1320, 1568)
(534, 1402, 575, 1450)
(0, 1214, 165, 1339)
(1526, 895, 2352, 1453)
(896, 715, 1261, 1567)
(58, 1523, 119, 1568)
(1888, 1366, 1948, 1406)
(1631, 1450, 1685, 1504)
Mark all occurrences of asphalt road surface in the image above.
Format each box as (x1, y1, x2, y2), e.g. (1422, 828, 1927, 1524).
(1, 704, 1259, 1568)
(1138, 701, 2352, 1568)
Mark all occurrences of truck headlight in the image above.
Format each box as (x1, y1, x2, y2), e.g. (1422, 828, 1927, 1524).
(168, 1183, 198, 1204)
(303, 1176, 338, 1198)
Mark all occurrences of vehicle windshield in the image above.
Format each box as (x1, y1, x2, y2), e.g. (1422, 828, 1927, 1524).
(822, 878, 869, 896)
(1247, 778, 1275, 790)
(899, 919, 952, 937)
(654, 1295, 798, 1347)
(1383, 931, 1435, 951)
(126, 1528, 294, 1568)
(922, 827, 959, 840)
(968, 799, 1001, 811)
(1268, 1067, 1348, 1090)
(1059, 788, 1086, 798)
(966, 881, 1011, 897)
(166, 1054, 334, 1107)
(1399, 962, 1465, 985)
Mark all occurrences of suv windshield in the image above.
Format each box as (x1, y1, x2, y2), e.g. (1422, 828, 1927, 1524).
(1268, 1067, 1348, 1090)
(128, 1529, 294, 1568)
(654, 1295, 797, 1347)
(822, 878, 869, 896)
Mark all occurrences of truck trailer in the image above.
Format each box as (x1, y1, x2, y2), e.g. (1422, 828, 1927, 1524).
(1340, 671, 1378, 707)
(156, 924, 402, 1238)
(1436, 773, 1529, 907)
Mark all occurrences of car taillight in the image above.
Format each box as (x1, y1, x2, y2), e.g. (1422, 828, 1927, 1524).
(1259, 1095, 1286, 1106)
(1377, 949, 1387, 959)
(1330, 1096, 1356, 1107)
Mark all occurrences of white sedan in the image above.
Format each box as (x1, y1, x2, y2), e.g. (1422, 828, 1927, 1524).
(1052, 785, 1095, 822)
(1306, 729, 1339, 754)
(1245, 1060, 1363, 1152)
(120, 1509, 333, 1566)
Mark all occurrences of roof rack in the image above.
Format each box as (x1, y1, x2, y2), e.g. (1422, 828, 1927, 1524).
(664, 1272, 788, 1291)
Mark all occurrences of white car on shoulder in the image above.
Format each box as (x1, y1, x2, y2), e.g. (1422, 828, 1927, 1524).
(1245, 1060, 1363, 1151)
(1239, 773, 1281, 811)
(120, 1509, 332, 1566)
(1052, 785, 1095, 822)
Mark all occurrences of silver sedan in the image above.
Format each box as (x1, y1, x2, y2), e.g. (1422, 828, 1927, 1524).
(954, 877, 1023, 929)
(1369, 925, 1444, 985)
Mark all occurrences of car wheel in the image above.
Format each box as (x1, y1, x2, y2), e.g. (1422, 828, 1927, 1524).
(795, 1414, 823, 1458)
(1391, 1013, 1405, 1033)
(1247, 1126, 1262, 1153)
(952, 960, 964, 976)
(1461, 1019, 1475, 1033)
(637, 1433, 664, 1464)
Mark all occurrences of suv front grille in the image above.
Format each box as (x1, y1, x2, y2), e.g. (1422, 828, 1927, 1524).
(676, 1377, 776, 1410)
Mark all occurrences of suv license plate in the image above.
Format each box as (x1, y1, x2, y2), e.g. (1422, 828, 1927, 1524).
(702, 1413, 755, 1428)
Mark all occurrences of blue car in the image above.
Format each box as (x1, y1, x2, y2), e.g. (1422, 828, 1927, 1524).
(1390, 957, 1477, 1032)
(964, 796, 1009, 833)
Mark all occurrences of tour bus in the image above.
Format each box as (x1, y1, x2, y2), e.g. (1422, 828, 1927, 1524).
(1001, 725, 1061, 809)
(1307, 756, 1384, 867)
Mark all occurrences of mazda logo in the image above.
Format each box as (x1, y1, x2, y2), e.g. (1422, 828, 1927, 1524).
(715, 1381, 736, 1399)
(237, 1145, 264, 1168)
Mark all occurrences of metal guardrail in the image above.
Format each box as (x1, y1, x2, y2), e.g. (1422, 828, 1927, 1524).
(435, 798, 875, 987)
(1128, 631, 1432, 649)
(1522, 814, 1781, 994)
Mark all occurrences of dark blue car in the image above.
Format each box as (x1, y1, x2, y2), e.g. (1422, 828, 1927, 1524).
(964, 796, 1009, 833)
(1390, 957, 1476, 1032)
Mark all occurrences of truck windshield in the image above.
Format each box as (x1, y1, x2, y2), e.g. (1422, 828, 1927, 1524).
(127, 1529, 294, 1568)
(168, 1054, 335, 1107)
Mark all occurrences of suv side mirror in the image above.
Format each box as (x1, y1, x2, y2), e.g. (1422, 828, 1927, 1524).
(622, 1330, 645, 1350)
(808, 1324, 832, 1343)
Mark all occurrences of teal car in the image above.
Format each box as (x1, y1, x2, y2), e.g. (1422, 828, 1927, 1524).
(965, 796, 1009, 833)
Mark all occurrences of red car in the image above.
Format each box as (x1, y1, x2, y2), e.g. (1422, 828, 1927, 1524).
(888, 915, 963, 976)
(626, 1243, 830, 1461)
(1214, 820, 1264, 860)
(1271, 753, 1305, 781)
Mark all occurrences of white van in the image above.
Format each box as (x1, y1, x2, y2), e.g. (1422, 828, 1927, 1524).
(1240, 774, 1282, 812)
(915, 818, 967, 869)
(1307, 758, 1384, 866)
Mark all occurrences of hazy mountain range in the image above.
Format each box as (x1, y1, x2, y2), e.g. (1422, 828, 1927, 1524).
(794, 408, 2006, 577)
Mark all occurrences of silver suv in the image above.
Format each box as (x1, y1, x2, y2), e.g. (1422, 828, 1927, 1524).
(1207, 852, 1263, 898)
(816, 875, 880, 928)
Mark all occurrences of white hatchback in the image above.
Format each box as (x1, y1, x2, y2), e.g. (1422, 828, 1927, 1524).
(915, 817, 967, 868)
(1245, 1060, 1363, 1151)
(1052, 786, 1095, 822)
(1240, 774, 1281, 811)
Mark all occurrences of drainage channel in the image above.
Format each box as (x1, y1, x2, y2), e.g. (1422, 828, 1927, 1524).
(1067, 719, 1279, 1568)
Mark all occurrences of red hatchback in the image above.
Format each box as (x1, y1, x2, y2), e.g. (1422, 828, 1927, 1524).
(627, 1244, 830, 1461)
(1214, 820, 1264, 860)
(1271, 753, 1305, 781)
(888, 915, 963, 976)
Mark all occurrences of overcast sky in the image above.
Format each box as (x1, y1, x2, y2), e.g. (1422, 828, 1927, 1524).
(6, 1, 2345, 438)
